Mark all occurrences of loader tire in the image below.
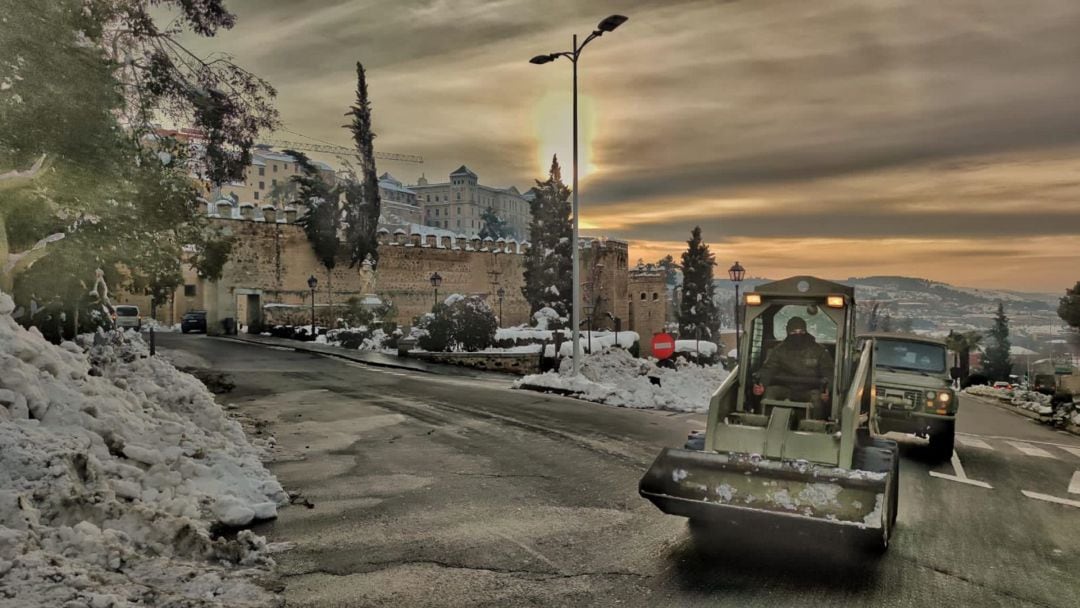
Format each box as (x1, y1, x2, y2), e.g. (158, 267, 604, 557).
(928, 421, 955, 463)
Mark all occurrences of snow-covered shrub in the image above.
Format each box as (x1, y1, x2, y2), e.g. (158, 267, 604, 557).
(533, 306, 565, 330)
(417, 295, 497, 352)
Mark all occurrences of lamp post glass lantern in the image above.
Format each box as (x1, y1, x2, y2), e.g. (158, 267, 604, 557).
(307, 275, 318, 338)
(529, 14, 628, 376)
(728, 262, 745, 361)
(430, 272, 443, 307)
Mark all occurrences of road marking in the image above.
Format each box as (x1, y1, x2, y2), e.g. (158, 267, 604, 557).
(955, 436, 994, 450)
(1021, 490, 1080, 509)
(929, 450, 993, 489)
(1069, 471, 1080, 495)
(1059, 446, 1080, 459)
(955, 432, 1079, 450)
(1005, 441, 1056, 458)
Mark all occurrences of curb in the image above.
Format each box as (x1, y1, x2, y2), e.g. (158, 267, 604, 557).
(217, 335, 436, 374)
(967, 393, 1077, 434)
(515, 383, 582, 398)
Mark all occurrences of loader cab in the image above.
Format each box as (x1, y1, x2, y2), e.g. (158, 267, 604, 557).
(737, 277, 857, 419)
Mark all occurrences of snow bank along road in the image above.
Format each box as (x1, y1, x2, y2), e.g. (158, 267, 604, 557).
(162, 333, 1080, 608)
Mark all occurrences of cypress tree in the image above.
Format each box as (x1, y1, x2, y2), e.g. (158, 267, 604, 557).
(344, 62, 381, 268)
(678, 226, 719, 341)
(982, 302, 1013, 381)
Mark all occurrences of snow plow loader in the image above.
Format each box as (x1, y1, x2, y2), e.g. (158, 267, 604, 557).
(639, 276, 899, 550)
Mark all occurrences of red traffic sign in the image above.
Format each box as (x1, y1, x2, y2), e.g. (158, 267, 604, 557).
(651, 333, 676, 360)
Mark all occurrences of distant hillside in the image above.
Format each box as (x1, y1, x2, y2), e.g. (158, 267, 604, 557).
(713, 275, 1060, 332)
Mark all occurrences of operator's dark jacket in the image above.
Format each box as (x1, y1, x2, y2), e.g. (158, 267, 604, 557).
(759, 335, 834, 391)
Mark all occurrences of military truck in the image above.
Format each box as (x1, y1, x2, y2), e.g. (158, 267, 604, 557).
(859, 333, 956, 462)
(639, 276, 899, 551)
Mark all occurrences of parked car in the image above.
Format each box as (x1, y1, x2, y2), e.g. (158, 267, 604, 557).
(113, 305, 141, 330)
(992, 381, 1011, 390)
(181, 310, 207, 334)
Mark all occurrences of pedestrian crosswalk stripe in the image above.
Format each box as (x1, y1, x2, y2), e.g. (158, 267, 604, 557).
(1069, 471, 1080, 495)
(956, 436, 994, 450)
(1006, 441, 1056, 458)
(1060, 446, 1080, 460)
(1021, 490, 1080, 509)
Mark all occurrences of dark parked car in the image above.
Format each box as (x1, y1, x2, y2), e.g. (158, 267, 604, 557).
(181, 310, 207, 334)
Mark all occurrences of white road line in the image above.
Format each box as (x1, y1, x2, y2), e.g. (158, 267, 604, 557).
(928, 451, 993, 489)
(1069, 471, 1080, 496)
(1059, 446, 1080, 459)
(929, 472, 993, 489)
(1005, 441, 1057, 458)
(955, 436, 994, 450)
(1021, 490, 1080, 509)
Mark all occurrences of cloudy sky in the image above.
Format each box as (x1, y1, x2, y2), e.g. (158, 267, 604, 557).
(182, 0, 1080, 292)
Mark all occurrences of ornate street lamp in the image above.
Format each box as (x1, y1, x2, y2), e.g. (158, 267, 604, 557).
(496, 287, 505, 325)
(430, 272, 443, 307)
(530, 14, 629, 376)
(307, 274, 318, 338)
(728, 261, 745, 361)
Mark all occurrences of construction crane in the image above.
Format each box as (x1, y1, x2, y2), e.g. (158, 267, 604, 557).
(256, 138, 423, 165)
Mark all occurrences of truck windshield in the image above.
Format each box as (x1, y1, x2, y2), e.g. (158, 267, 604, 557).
(874, 339, 946, 373)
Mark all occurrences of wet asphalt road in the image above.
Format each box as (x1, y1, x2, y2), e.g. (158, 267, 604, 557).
(160, 334, 1080, 608)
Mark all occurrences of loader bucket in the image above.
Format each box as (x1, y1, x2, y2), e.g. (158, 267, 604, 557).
(639, 448, 890, 533)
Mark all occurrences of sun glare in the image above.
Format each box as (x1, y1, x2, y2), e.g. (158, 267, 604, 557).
(533, 90, 597, 180)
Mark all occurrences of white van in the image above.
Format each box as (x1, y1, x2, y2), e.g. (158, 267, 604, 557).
(113, 305, 141, 330)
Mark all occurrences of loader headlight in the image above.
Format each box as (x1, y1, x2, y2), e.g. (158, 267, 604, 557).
(826, 295, 845, 308)
(745, 293, 762, 306)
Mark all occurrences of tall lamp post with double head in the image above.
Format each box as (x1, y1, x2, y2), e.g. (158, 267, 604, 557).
(529, 13, 628, 377)
(728, 262, 745, 361)
(430, 272, 443, 308)
(307, 274, 318, 338)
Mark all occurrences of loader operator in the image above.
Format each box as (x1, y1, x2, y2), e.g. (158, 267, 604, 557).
(752, 316, 834, 418)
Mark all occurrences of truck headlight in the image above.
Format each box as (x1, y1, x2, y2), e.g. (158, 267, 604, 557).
(925, 390, 936, 399)
(939, 392, 951, 403)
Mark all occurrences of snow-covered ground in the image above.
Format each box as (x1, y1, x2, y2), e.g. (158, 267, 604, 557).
(516, 349, 728, 413)
(0, 291, 286, 607)
(964, 384, 1055, 416)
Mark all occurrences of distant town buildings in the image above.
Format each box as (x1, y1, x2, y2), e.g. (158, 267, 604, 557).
(213, 145, 336, 206)
(411, 166, 531, 240)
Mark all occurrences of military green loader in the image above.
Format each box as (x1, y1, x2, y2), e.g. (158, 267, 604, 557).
(639, 276, 900, 551)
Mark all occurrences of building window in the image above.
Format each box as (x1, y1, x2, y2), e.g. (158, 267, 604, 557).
(457, 220, 461, 228)
(427, 195, 431, 201)
(653, 292, 659, 300)
(273, 164, 278, 173)
(456, 192, 461, 201)
(254, 191, 259, 200)
(457, 206, 462, 214)
(272, 179, 277, 187)
(640, 292, 647, 300)
(258, 167, 265, 176)
(259, 181, 265, 190)
(184, 284, 197, 297)
(435, 208, 439, 216)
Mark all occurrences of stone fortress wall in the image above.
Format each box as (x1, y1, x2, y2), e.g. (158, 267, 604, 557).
(174, 207, 665, 346)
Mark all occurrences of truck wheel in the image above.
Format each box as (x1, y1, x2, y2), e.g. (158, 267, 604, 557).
(928, 422, 955, 463)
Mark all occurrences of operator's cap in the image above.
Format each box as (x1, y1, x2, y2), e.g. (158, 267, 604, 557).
(786, 316, 807, 334)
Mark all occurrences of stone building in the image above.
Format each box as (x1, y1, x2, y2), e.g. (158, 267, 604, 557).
(411, 166, 531, 240)
(378, 172, 422, 225)
(212, 145, 336, 206)
(628, 262, 669, 356)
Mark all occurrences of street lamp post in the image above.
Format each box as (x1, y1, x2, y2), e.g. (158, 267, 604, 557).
(307, 274, 318, 339)
(430, 272, 443, 308)
(583, 301, 594, 355)
(496, 287, 505, 326)
(530, 14, 628, 377)
(728, 262, 745, 362)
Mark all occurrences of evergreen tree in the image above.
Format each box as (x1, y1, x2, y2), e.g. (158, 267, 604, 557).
(657, 255, 679, 287)
(678, 226, 719, 341)
(521, 156, 573, 316)
(343, 62, 381, 268)
(1058, 281, 1080, 329)
(982, 302, 1013, 381)
(479, 207, 511, 240)
(288, 150, 341, 276)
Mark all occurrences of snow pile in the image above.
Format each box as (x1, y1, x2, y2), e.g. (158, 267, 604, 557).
(963, 385, 1007, 399)
(516, 349, 728, 412)
(964, 385, 1054, 416)
(674, 340, 718, 357)
(138, 319, 179, 333)
(0, 291, 285, 606)
(543, 331, 640, 357)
